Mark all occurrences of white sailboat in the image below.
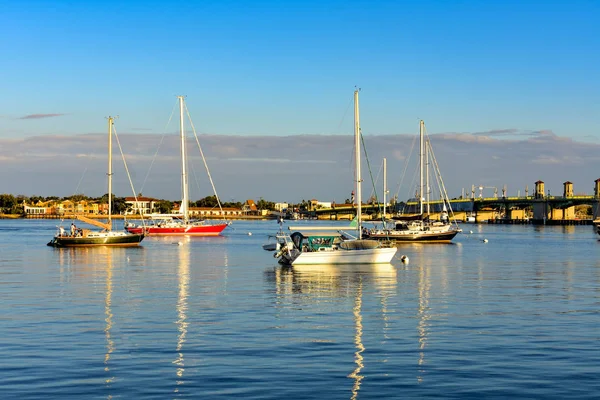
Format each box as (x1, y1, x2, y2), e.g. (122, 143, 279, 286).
(365, 120, 460, 242)
(277, 90, 397, 265)
(125, 96, 229, 236)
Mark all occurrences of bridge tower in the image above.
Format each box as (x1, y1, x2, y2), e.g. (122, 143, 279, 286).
(553, 181, 575, 220)
(534, 180, 545, 199)
(593, 179, 600, 219)
(563, 181, 573, 197)
(532, 180, 548, 221)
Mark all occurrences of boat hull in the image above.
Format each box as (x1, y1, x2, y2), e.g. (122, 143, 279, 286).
(284, 247, 397, 266)
(47, 233, 144, 247)
(126, 223, 228, 236)
(365, 229, 459, 243)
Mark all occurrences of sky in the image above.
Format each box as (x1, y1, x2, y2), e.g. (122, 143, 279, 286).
(1, 0, 599, 203)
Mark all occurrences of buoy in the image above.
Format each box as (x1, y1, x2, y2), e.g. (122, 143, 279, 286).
(248, 232, 252, 236)
(469, 230, 473, 234)
(482, 238, 488, 243)
(178, 241, 183, 246)
(400, 255, 409, 263)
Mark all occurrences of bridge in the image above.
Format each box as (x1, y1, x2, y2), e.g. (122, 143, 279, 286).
(305, 180, 600, 224)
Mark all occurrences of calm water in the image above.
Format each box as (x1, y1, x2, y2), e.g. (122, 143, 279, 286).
(1, 219, 600, 399)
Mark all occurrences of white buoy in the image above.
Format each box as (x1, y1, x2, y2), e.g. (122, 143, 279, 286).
(400, 255, 409, 264)
(248, 232, 252, 236)
(178, 241, 183, 246)
(469, 230, 473, 234)
(482, 238, 488, 243)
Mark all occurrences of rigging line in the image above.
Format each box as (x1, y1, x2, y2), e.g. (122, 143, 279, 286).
(393, 129, 418, 203)
(336, 95, 355, 134)
(112, 125, 146, 226)
(427, 136, 459, 226)
(359, 130, 384, 217)
(368, 161, 384, 205)
(63, 140, 98, 224)
(139, 99, 178, 194)
(185, 104, 227, 222)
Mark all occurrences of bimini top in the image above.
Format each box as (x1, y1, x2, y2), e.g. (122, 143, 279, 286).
(339, 239, 381, 250)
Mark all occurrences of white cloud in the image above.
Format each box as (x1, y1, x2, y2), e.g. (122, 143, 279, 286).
(1, 129, 600, 201)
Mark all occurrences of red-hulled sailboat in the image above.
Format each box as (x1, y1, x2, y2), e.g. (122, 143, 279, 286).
(125, 96, 229, 237)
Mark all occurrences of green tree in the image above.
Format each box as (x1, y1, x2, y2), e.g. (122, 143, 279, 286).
(111, 196, 127, 214)
(256, 197, 275, 211)
(65, 193, 87, 202)
(0, 194, 17, 212)
(194, 195, 219, 208)
(155, 200, 173, 214)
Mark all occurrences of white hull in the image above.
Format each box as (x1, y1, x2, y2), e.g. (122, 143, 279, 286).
(290, 247, 397, 265)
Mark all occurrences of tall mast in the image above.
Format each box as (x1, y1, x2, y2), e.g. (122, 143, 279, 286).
(107, 116, 113, 230)
(419, 120, 424, 216)
(383, 157, 387, 227)
(354, 89, 362, 239)
(426, 137, 430, 215)
(178, 96, 189, 223)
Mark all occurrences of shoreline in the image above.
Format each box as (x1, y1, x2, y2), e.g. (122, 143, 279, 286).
(1, 213, 278, 221)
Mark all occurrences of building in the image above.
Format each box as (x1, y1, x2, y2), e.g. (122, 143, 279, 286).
(124, 196, 159, 215)
(274, 202, 289, 212)
(242, 199, 258, 214)
(188, 207, 244, 218)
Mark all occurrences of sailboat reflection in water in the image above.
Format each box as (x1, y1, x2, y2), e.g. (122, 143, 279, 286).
(173, 237, 190, 392)
(104, 249, 115, 387)
(267, 263, 397, 398)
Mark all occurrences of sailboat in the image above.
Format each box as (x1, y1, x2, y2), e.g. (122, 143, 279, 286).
(125, 96, 229, 236)
(47, 117, 145, 247)
(276, 90, 397, 265)
(364, 120, 460, 243)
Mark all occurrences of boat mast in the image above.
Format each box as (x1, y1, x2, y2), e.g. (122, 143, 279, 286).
(354, 89, 362, 239)
(419, 120, 424, 216)
(178, 96, 189, 223)
(107, 116, 113, 231)
(426, 136, 430, 216)
(383, 157, 387, 228)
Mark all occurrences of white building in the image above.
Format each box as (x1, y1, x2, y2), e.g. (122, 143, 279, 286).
(124, 196, 158, 215)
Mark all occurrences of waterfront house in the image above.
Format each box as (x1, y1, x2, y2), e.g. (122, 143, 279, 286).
(124, 196, 158, 215)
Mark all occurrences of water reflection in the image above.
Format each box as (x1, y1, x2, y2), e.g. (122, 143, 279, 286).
(267, 263, 397, 399)
(348, 278, 364, 400)
(104, 250, 115, 389)
(173, 237, 191, 392)
(416, 260, 431, 384)
(55, 246, 144, 397)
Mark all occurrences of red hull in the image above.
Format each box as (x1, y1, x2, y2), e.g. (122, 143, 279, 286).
(126, 223, 228, 236)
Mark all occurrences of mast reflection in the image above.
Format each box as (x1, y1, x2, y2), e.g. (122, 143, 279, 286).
(348, 278, 364, 400)
(173, 237, 190, 391)
(267, 263, 397, 399)
(104, 249, 115, 387)
(417, 262, 431, 384)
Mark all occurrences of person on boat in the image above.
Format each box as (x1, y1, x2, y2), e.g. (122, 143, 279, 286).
(70, 223, 76, 236)
(59, 226, 65, 237)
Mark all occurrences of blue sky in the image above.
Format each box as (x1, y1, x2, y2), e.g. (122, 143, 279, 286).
(1, 0, 599, 201)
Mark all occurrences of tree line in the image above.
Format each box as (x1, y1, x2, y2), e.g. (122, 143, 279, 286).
(0, 193, 283, 215)
(0, 192, 379, 216)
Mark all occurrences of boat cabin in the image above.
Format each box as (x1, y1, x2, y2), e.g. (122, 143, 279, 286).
(289, 231, 343, 252)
